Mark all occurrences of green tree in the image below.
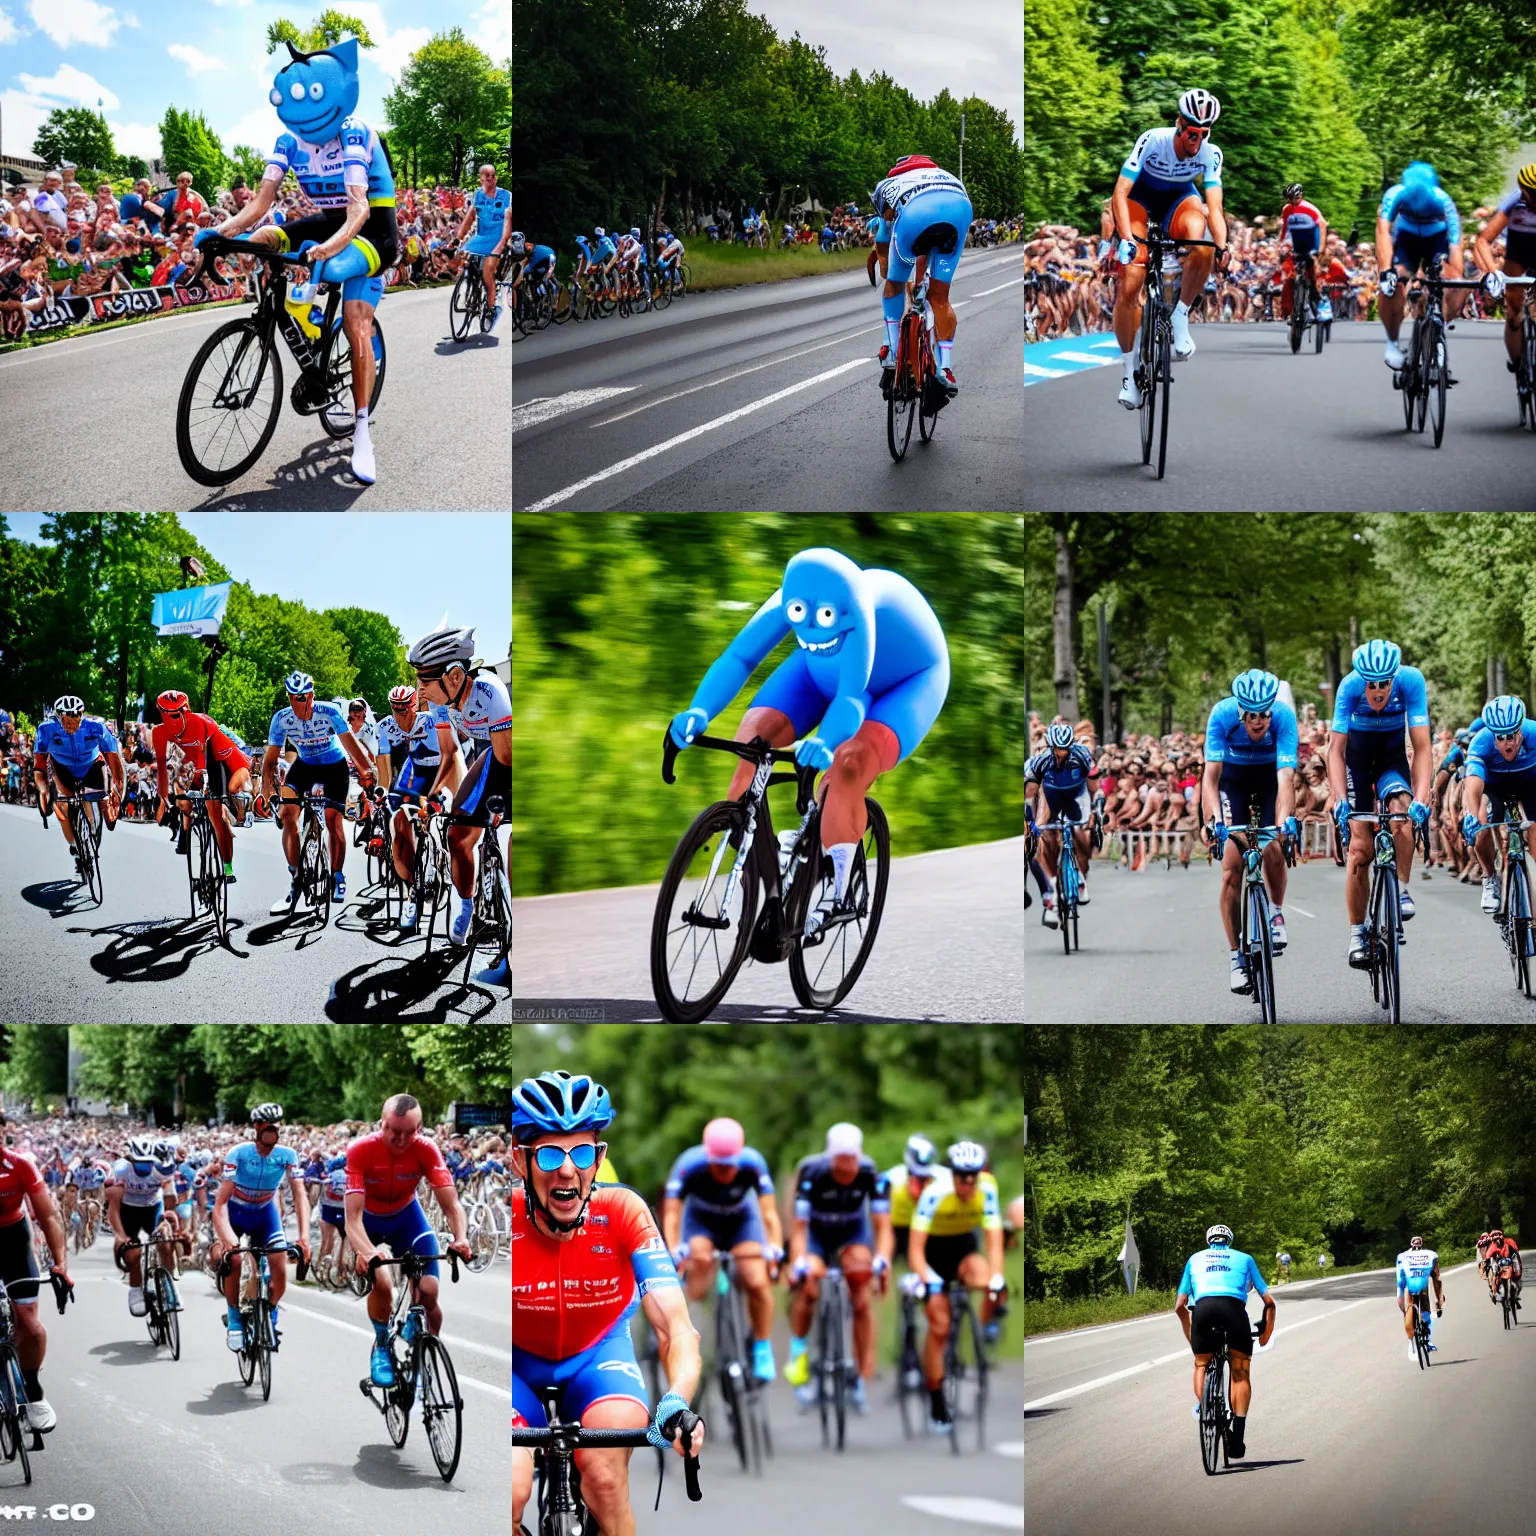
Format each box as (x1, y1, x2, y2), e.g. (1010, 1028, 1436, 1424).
(32, 109, 116, 181)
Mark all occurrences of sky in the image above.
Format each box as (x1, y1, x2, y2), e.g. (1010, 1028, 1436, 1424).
(748, 0, 1021, 149)
(0, 0, 508, 173)
(6, 513, 511, 662)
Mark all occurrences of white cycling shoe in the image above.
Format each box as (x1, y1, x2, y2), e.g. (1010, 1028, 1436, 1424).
(1482, 876, 1502, 915)
(1230, 956, 1251, 994)
(1399, 889, 1417, 921)
(1270, 910, 1288, 952)
(1170, 307, 1196, 359)
(1384, 339, 1405, 370)
(1118, 374, 1142, 410)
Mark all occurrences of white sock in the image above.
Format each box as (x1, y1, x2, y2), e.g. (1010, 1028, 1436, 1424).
(1173, 299, 1190, 317)
(827, 842, 856, 900)
(1121, 349, 1135, 372)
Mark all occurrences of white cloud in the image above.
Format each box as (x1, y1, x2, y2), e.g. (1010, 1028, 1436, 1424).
(0, 9, 21, 45)
(107, 117, 166, 161)
(26, 0, 123, 49)
(17, 64, 119, 110)
(371, 25, 433, 82)
(167, 42, 225, 76)
(473, 0, 510, 59)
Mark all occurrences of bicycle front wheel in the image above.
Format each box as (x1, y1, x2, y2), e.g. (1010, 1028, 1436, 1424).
(1155, 320, 1173, 479)
(176, 319, 283, 486)
(1248, 885, 1276, 1024)
(1138, 306, 1157, 465)
(1427, 322, 1448, 447)
(1508, 859, 1533, 998)
(419, 1332, 464, 1481)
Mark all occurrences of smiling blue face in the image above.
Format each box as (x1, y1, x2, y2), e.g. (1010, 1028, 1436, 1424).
(270, 37, 361, 143)
(781, 549, 862, 658)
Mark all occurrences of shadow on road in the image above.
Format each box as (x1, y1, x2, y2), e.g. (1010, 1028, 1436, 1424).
(510, 994, 936, 1023)
(325, 949, 508, 1022)
(87, 915, 238, 983)
(22, 878, 98, 918)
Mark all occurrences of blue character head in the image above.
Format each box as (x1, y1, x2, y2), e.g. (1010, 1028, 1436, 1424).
(1402, 161, 1437, 191)
(780, 548, 875, 669)
(270, 36, 361, 143)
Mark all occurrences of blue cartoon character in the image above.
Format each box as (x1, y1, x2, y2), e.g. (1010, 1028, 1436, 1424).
(270, 37, 361, 144)
(671, 547, 949, 931)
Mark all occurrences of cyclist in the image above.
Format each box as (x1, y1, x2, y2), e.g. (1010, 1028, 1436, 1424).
(210, 1105, 310, 1353)
(32, 694, 124, 877)
(905, 1140, 1006, 1435)
(152, 689, 251, 881)
(512, 1072, 703, 1536)
(1476, 1229, 1493, 1278)
(521, 236, 556, 310)
(669, 547, 948, 939)
(1277, 182, 1328, 320)
(1174, 1223, 1275, 1461)
(871, 153, 972, 396)
(452, 163, 510, 328)
(0, 1119, 69, 1432)
(1473, 163, 1536, 388)
(1275, 1249, 1291, 1282)
(314, 1154, 349, 1273)
(660, 1116, 783, 1382)
(1326, 640, 1432, 967)
(656, 227, 685, 291)
(1486, 1228, 1522, 1301)
(880, 1132, 941, 1261)
(1111, 88, 1226, 407)
(1200, 669, 1299, 992)
(616, 226, 647, 301)
(406, 626, 511, 946)
(1024, 722, 1098, 928)
(208, 37, 398, 485)
(1375, 161, 1466, 372)
(590, 225, 620, 291)
(1458, 696, 1536, 919)
(105, 1134, 177, 1319)
(1395, 1235, 1442, 1358)
(343, 697, 378, 819)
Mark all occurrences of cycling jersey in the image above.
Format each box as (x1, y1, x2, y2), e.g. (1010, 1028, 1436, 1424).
(153, 712, 247, 798)
(1177, 1244, 1269, 1302)
(426, 671, 511, 748)
(1120, 127, 1224, 194)
(34, 717, 119, 775)
(320, 1166, 348, 1206)
(793, 1155, 891, 1227)
(1381, 182, 1460, 244)
(1280, 199, 1325, 239)
(1396, 1247, 1438, 1293)
(221, 1142, 302, 1206)
(873, 165, 968, 219)
(1204, 696, 1299, 771)
(0, 1150, 44, 1228)
(267, 700, 351, 765)
(1467, 720, 1536, 780)
(664, 1145, 775, 1217)
(108, 1158, 171, 1209)
(377, 710, 455, 769)
(884, 1166, 937, 1227)
(1025, 743, 1096, 794)
(345, 1130, 453, 1216)
(264, 117, 396, 210)
(911, 1170, 1002, 1238)
(70, 1161, 107, 1192)
(473, 186, 511, 240)
(1498, 189, 1536, 236)
(1330, 666, 1430, 737)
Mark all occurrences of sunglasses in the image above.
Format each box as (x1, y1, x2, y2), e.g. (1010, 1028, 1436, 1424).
(1496, 731, 1520, 742)
(530, 1142, 604, 1173)
(1241, 711, 1272, 723)
(1178, 123, 1212, 140)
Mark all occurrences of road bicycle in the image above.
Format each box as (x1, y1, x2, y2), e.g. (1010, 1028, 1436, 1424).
(650, 729, 889, 1021)
(53, 786, 107, 905)
(706, 1250, 773, 1476)
(1341, 808, 1428, 1023)
(118, 1223, 189, 1361)
(1131, 226, 1221, 479)
(1026, 803, 1100, 955)
(175, 234, 386, 486)
(218, 1233, 308, 1401)
(937, 1276, 994, 1457)
(443, 794, 510, 986)
(1408, 1289, 1434, 1367)
(1391, 255, 1483, 447)
(1493, 1255, 1522, 1329)
(886, 272, 943, 463)
(1288, 256, 1325, 354)
(0, 1273, 71, 1485)
(1496, 275, 1536, 430)
(1226, 810, 1297, 1025)
(358, 1249, 464, 1482)
(271, 788, 353, 928)
(179, 780, 238, 942)
(894, 1284, 927, 1439)
(1197, 1314, 1261, 1475)
(513, 1385, 703, 1536)
(651, 259, 691, 308)
(1478, 808, 1536, 998)
(805, 1264, 857, 1453)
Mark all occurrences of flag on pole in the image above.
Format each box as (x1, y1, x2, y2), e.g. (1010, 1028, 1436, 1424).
(1118, 1217, 1140, 1295)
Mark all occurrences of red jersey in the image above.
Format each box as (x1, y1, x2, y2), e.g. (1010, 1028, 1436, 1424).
(345, 1131, 454, 1216)
(1280, 199, 1325, 242)
(0, 1148, 46, 1227)
(153, 712, 247, 798)
(512, 1184, 679, 1360)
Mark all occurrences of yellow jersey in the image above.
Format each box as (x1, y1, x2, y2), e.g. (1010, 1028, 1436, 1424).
(594, 1160, 619, 1185)
(885, 1165, 935, 1227)
(911, 1170, 1002, 1238)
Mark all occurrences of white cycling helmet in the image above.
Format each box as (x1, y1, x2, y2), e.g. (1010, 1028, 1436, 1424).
(1206, 1223, 1234, 1246)
(53, 694, 85, 716)
(1178, 88, 1221, 126)
(1045, 722, 1074, 749)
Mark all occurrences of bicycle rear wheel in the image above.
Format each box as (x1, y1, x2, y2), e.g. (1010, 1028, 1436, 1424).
(1199, 1355, 1224, 1475)
(1289, 300, 1303, 353)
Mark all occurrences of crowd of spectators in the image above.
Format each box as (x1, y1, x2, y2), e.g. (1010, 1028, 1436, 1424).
(1028, 706, 1497, 880)
(0, 160, 484, 329)
(1023, 202, 1520, 342)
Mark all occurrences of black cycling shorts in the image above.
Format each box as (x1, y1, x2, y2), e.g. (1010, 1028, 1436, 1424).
(1189, 1294, 1253, 1355)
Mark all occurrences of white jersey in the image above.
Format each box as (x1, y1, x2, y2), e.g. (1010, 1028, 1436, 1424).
(873, 166, 966, 219)
(377, 710, 465, 767)
(1396, 1247, 1438, 1287)
(1120, 127, 1224, 193)
(109, 1158, 171, 1209)
(427, 671, 511, 748)
(1499, 189, 1536, 235)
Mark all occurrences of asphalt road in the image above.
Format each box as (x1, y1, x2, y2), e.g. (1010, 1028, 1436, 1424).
(627, 1310, 1023, 1535)
(0, 804, 511, 1023)
(1024, 854, 1536, 1023)
(35, 1231, 510, 1533)
(0, 287, 511, 512)
(513, 837, 1024, 1022)
(511, 252, 1025, 511)
(1024, 1258, 1533, 1535)
(1022, 320, 1536, 510)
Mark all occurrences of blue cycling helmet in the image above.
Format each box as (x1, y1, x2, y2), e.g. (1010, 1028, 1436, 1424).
(1403, 161, 1437, 189)
(1455, 728, 1473, 747)
(1352, 640, 1401, 683)
(513, 1070, 615, 1144)
(1483, 696, 1526, 735)
(326, 1155, 346, 1173)
(1045, 722, 1074, 749)
(1232, 669, 1280, 714)
(630, 227, 640, 239)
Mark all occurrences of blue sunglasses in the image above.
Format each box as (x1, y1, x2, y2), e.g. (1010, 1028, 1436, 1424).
(530, 1142, 604, 1174)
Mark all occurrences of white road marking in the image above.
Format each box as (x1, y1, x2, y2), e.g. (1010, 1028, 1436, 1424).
(969, 276, 1025, 298)
(522, 358, 869, 509)
(1051, 350, 1119, 366)
(993, 1439, 1024, 1458)
(1023, 363, 1069, 378)
(512, 388, 634, 432)
(901, 1496, 1024, 1530)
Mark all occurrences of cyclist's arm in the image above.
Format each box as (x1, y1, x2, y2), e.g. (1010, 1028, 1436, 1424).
(1326, 728, 1349, 808)
(1275, 765, 1297, 826)
(640, 1274, 703, 1416)
(1473, 209, 1510, 275)
(373, 752, 392, 791)
(1204, 186, 1227, 254)
(1409, 722, 1433, 804)
(102, 747, 125, 793)
(1110, 174, 1138, 244)
(261, 743, 281, 797)
(660, 1196, 683, 1253)
(1375, 212, 1395, 275)
(336, 728, 374, 784)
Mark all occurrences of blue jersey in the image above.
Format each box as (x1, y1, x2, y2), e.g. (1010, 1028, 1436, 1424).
(264, 116, 395, 210)
(320, 1165, 348, 1206)
(221, 1141, 303, 1207)
(592, 236, 616, 261)
(1025, 742, 1096, 794)
(267, 699, 350, 765)
(664, 1145, 776, 1218)
(1381, 182, 1460, 243)
(1396, 1247, 1438, 1294)
(1467, 721, 1536, 780)
(1330, 666, 1430, 738)
(34, 716, 119, 775)
(528, 243, 555, 270)
(1177, 1245, 1269, 1303)
(473, 186, 511, 239)
(1204, 696, 1299, 771)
